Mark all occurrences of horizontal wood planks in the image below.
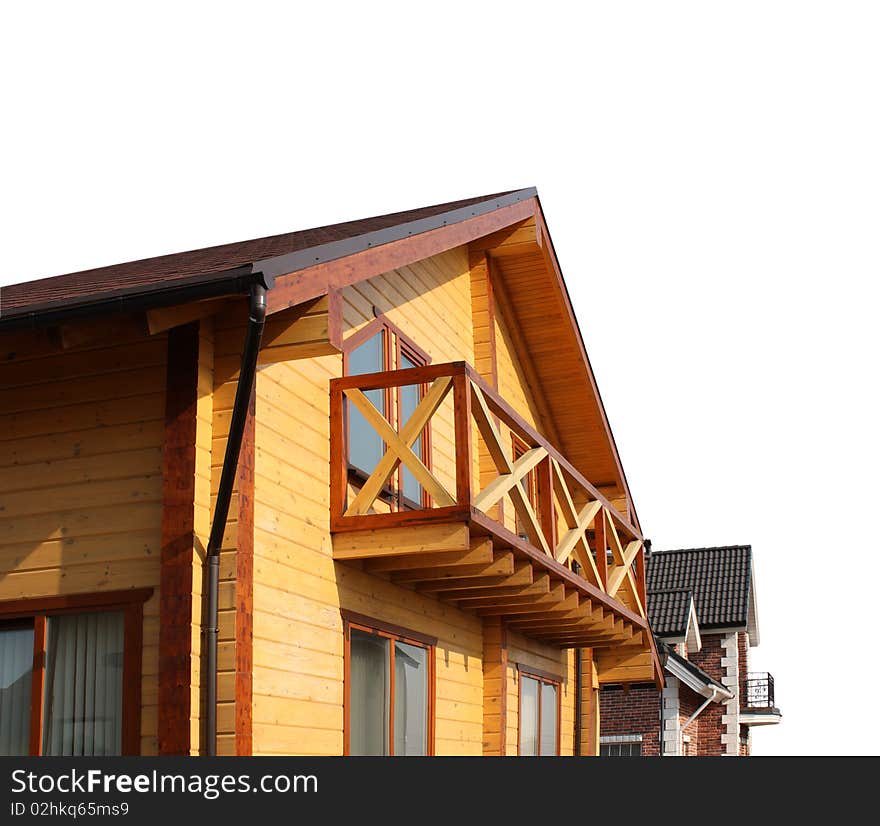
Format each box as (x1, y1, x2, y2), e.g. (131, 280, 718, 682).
(0, 322, 169, 755)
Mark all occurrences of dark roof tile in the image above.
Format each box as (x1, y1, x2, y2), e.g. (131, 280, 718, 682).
(646, 545, 752, 630)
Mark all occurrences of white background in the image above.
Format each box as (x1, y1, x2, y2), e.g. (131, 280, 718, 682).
(2, 2, 878, 755)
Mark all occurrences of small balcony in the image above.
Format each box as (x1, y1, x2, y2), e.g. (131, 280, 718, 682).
(329, 361, 654, 655)
(741, 672, 782, 725)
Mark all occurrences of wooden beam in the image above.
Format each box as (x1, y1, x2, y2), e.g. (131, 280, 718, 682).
(417, 561, 532, 593)
(392, 550, 511, 583)
(258, 293, 342, 362)
(147, 297, 232, 335)
(475, 583, 568, 616)
(234, 382, 256, 756)
(363, 539, 493, 572)
(266, 197, 538, 314)
(453, 573, 550, 604)
(332, 523, 470, 560)
(158, 322, 199, 756)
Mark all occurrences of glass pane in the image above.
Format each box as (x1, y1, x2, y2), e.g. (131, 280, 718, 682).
(520, 676, 539, 756)
(349, 629, 390, 756)
(399, 353, 424, 505)
(42, 611, 124, 756)
(0, 625, 34, 756)
(393, 641, 427, 756)
(540, 682, 558, 756)
(348, 333, 385, 476)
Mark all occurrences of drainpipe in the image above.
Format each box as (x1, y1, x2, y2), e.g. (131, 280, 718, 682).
(571, 560, 583, 756)
(682, 687, 729, 733)
(575, 647, 582, 756)
(204, 277, 269, 756)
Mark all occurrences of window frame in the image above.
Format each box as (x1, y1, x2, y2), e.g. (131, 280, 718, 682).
(341, 610, 436, 756)
(342, 314, 433, 511)
(517, 664, 562, 757)
(0, 589, 151, 756)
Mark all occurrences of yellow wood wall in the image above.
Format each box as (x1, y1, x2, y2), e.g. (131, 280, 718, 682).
(505, 635, 576, 756)
(0, 242, 594, 758)
(0, 327, 167, 755)
(250, 245, 586, 755)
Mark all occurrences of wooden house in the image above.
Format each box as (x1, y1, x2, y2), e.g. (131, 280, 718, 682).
(0, 188, 661, 756)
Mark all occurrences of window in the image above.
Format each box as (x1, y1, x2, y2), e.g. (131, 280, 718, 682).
(0, 591, 148, 756)
(343, 612, 435, 756)
(600, 741, 642, 757)
(518, 667, 560, 756)
(344, 317, 431, 509)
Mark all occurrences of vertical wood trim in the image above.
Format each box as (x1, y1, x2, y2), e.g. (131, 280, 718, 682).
(469, 249, 503, 525)
(329, 382, 346, 521)
(342, 621, 351, 756)
(482, 617, 508, 756)
(29, 615, 46, 756)
(595, 511, 608, 590)
(158, 321, 200, 755)
(122, 601, 144, 755)
(234, 386, 256, 755)
(453, 371, 473, 507)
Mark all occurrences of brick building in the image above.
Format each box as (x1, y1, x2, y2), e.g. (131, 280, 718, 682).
(600, 546, 781, 756)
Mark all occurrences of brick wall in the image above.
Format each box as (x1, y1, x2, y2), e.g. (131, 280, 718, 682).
(738, 632, 750, 699)
(678, 686, 701, 756)
(599, 684, 660, 756)
(688, 636, 725, 756)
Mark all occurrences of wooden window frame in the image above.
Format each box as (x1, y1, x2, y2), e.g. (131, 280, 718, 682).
(341, 610, 436, 756)
(342, 314, 433, 511)
(517, 664, 562, 757)
(0, 588, 152, 756)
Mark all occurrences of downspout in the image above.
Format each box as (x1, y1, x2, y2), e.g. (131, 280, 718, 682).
(575, 647, 582, 756)
(204, 277, 269, 756)
(682, 687, 729, 733)
(572, 560, 582, 756)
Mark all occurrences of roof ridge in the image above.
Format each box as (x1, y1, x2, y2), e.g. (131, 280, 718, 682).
(652, 544, 752, 554)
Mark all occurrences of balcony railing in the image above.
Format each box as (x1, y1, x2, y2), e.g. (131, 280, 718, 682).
(745, 672, 776, 709)
(329, 361, 647, 615)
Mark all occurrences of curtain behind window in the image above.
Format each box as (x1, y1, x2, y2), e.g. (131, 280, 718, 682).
(349, 630, 389, 755)
(393, 641, 427, 755)
(540, 682, 558, 756)
(520, 675, 539, 756)
(42, 611, 124, 756)
(0, 626, 34, 756)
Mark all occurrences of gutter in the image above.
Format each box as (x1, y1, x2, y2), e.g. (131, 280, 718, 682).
(0, 266, 260, 332)
(203, 275, 269, 755)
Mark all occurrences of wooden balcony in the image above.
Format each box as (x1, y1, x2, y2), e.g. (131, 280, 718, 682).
(329, 361, 653, 653)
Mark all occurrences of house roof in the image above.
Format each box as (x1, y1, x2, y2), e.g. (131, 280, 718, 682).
(647, 588, 694, 636)
(0, 187, 641, 523)
(646, 545, 756, 638)
(0, 189, 530, 328)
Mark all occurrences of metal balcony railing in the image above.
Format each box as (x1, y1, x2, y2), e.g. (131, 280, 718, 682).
(744, 672, 775, 709)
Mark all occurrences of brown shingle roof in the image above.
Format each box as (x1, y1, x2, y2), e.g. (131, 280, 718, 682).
(0, 189, 532, 328)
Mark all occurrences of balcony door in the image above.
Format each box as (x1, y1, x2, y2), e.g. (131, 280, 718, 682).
(344, 317, 431, 510)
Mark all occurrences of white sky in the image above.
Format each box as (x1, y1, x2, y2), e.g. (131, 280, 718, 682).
(2, 2, 878, 755)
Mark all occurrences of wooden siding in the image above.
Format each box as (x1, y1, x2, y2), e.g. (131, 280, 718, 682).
(505, 633, 575, 756)
(0, 326, 167, 755)
(252, 354, 484, 755)
(248, 246, 587, 754)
